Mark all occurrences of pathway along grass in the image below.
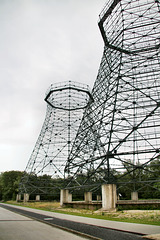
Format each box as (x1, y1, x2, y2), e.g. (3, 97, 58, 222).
(6, 201, 160, 226)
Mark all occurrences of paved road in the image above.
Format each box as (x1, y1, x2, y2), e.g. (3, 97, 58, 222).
(0, 203, 145, 240)
(0, 206, 85, 240)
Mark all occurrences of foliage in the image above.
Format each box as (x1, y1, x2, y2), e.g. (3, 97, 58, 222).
(0, 171, 23, 201)
(0, 159, 160, 201)
(116, 159, 160, 200)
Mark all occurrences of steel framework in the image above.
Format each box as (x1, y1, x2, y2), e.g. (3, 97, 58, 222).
(19, 0, 160, 198)
(19, 81, 92, 195)
(65, 0, 160, 194)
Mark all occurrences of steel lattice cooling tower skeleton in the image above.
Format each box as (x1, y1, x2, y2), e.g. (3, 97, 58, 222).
(65, 0, 160, 191)
(19, 81, 92, 195)
(20, 0, 160, 197)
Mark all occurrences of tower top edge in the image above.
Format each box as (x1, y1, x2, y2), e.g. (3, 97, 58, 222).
(45, 81, 91, 97)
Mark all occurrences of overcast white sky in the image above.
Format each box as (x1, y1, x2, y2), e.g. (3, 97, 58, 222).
(0, 0, 105, 172)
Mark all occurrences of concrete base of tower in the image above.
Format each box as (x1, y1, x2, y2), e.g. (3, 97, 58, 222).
(84, 192, 92, 203)
(97, 195, 101, 201)
(23, 193, 30, 202)
(60, 189, 72, 207)
(16, 194, 21, 202)
(36, 195, 40, 201)
(101, 184, 117, 211)
(131, 191, 138, 201)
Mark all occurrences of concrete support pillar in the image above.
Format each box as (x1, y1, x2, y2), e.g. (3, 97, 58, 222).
(97, 195, 101, 201)
(84, 192, 92, 203)
(23, 193, 30, 202)
(16, 194, 21, 202)
(101, 184, 117, 210)
(131, 191, 138, 201)
(60, 189, 69, 206)
(68, 193, 72, 202)
(36, 195, 40, 201)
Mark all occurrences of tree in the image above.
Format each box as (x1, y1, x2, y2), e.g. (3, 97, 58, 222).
(0, 171, 23, 201)
(0, 173, 3, 200)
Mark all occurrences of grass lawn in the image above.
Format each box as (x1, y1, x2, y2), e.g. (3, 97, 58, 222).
(6, 201, 160, 226)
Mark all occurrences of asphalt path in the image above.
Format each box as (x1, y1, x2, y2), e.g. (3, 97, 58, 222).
(0, 206, 85, 240)
(0, 204, 144, 240)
